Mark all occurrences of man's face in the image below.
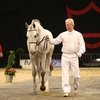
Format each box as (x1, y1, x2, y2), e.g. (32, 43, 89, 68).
(65, 21, 74, 32)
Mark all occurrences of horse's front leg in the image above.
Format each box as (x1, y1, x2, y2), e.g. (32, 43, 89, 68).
(40, 54, 46, 91)
(40, 71, 46, 91)
(32, 68, 37, 94)
(31, 60, 37, 95)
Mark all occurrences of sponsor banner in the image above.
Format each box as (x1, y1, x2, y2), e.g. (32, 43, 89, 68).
(20, 59, 61, 69)
(52, 59, 61, 68)
(20, 59, 32, 69)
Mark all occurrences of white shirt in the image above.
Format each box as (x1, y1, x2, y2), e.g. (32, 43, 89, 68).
(50, 30, 86, 54)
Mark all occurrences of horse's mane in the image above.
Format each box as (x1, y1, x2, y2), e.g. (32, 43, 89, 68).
(31, 19, 41, 24)
(31, 19, 44, 33)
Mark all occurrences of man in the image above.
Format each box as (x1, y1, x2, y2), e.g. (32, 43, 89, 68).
(0, 43, 3, 58)
(48, 18, 86, 97)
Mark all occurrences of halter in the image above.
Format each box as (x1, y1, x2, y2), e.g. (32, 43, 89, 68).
(27, 29, 37, 32)
(28, 35, 49, 53)
(27, 25, 49, 52)
(27, 29, 48, 50)
(29, 35, 48, 45)
(27, 28, 38, 43)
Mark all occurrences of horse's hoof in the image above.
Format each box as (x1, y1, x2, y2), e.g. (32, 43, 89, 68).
(40, 86, 46, 91)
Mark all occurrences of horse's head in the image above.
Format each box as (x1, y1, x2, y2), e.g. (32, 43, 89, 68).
(25, 22, 39, 55)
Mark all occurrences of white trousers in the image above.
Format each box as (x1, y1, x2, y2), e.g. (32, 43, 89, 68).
(61, 53, 80, 93)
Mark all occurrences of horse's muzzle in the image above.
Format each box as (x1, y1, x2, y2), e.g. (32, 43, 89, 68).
(30, 51, 35, 55)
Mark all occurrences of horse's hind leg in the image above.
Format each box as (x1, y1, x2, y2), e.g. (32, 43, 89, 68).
(45, 49, 54, 92)
(44, 58, 51, 92)
(31, 68, 37, 95)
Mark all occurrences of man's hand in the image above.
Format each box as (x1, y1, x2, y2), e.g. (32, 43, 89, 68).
(45, 35, 49, 41)
(75, 52, 82, 58)
(77, 52, 82, 57)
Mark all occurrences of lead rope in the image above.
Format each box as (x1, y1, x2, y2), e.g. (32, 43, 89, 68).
(43, 39, 48, 51)
(37, 35, 48, 45)
(36, 35, 49, 51)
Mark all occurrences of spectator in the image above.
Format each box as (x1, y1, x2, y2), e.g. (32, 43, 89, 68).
(0, 43, 3, 58)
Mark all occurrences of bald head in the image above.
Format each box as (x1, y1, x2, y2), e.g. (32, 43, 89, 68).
(65, 18, 75, 32)
(65, 18, 74, 26)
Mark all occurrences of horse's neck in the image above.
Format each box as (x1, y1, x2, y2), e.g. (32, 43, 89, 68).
(34, 22, 43, 31)
(38, 30, 45, 41)
(34, 22, 47, 40)
(36, 25, 46, 39)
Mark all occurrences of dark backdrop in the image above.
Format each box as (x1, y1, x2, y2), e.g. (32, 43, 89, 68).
(0, 0, 100, 54)
(0, 0, 66, 54)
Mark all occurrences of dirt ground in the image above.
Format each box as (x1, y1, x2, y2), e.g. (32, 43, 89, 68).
(0, 67, 100, 100)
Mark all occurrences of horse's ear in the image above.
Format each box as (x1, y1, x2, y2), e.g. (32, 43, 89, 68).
(33, 23, 35, 28)
(25, 22, 28, 28)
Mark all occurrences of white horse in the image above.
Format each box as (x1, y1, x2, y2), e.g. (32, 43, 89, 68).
(25, 19, 54, 94)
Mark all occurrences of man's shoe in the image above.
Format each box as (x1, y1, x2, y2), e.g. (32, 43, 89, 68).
(74, 82, 79, 91)
(74, 78, 79, 91)
(73, 78, 79, 94)
(64, 93, 69, 97)
(74, 89, 78, 94)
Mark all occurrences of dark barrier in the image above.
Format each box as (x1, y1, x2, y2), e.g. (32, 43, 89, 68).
(19, 53, 100, 67)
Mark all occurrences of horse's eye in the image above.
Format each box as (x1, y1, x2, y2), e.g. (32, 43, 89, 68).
(34, 35, 37, 38)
